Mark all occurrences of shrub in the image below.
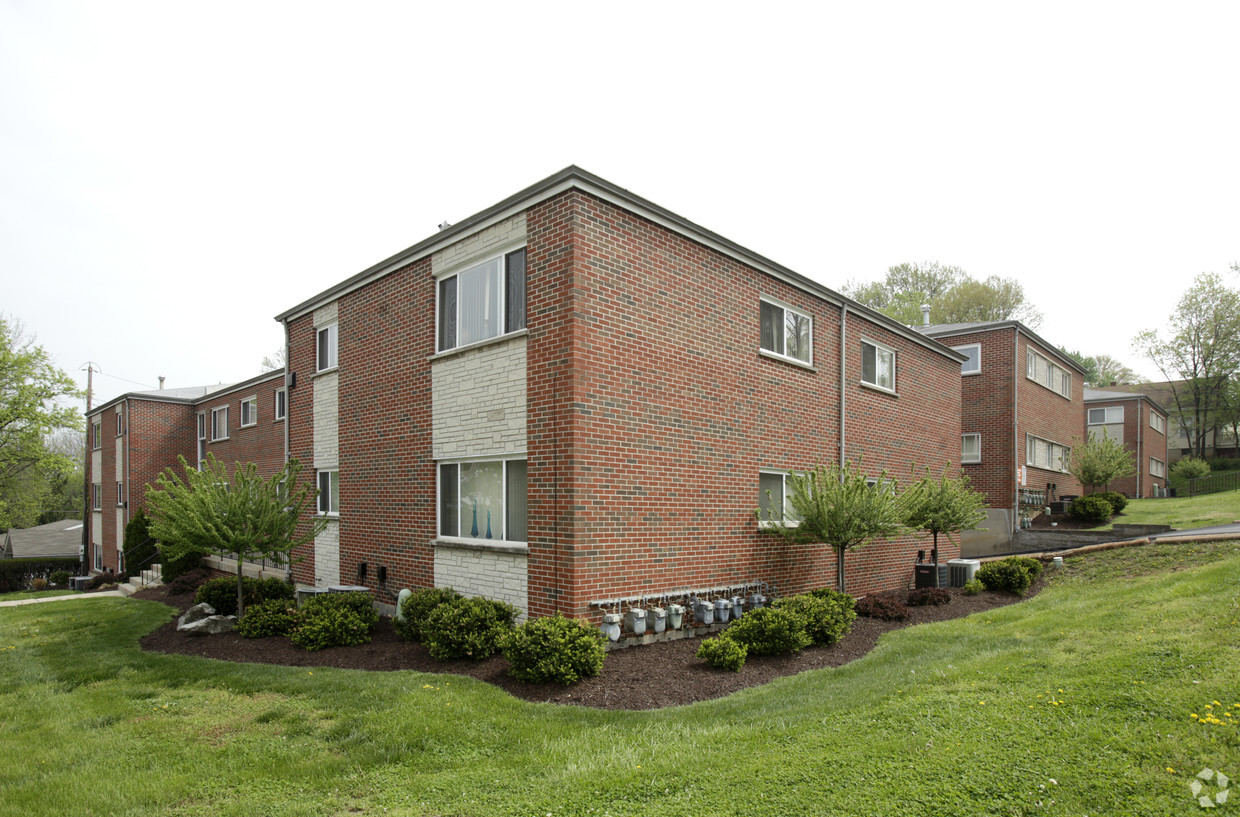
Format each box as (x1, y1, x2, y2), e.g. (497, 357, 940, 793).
(1069, 494, 1114, 525)
(1171, 457, 1211, 481)
(50, 570, 71, 586)
(1205, 456, 1238, 472)
(85, 572, 118, 590)
(855, 594, 909, 621)
(962, 578, 984, 596)
(1008, 555, 1044, 581)
(157, 543, 207, 584)
(422, 596, 519, 661)
(774, 591, 856, 645)
(29, 578, 49, 591)
(501, 613, 607, 685)
(721, 607, 812, 656)
(193, 576, 296, 617)
(236, 599, 300, 638)
(393, 586, 464, 642)
(290, 606, 370, 651)
(907, 587, 951, 606)
(1093, 491, 1128, 515)
(697, 636, 747, 672)
(300, 590, 379, 628)
(121, 508, 159, 581)
(0, 557, 80, 593)
(976, 558, 1032, 595)
(166, 567, 212, 595)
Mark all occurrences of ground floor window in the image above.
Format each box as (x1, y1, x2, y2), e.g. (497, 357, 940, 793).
(1150, 457, 1166, 478)
(438, 458, 527, 543)
(758, 470, 802, 525)
(962, 433, 981, 463)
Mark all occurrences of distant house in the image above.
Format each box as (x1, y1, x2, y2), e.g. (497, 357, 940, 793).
(1083, 387, 1170, 498)
(2, 519, 83, 560)
(1103, 380, 1237, 464)
(916, 319, 1087, 557)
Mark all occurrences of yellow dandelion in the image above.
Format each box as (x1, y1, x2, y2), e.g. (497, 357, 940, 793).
(1167, 768, 1177, 774)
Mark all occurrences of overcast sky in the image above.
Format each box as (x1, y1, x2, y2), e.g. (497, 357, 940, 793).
(3, 1, 1237, 410)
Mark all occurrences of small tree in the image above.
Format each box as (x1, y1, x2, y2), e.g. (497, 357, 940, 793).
(902, 469, 987, 562)
(1068, 434, 1136, 492)
(759, 460, 906, 594)
(145, 455, 326, 617)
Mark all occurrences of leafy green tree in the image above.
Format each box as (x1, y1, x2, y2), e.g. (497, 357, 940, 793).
(843, 263, 1043, 328)
(1068, 434, 1137, 491)
(145, 454, 326, 616)
(0, 317, 85, 529)
(1059, 349, 1142, 388)
(122, 507, 158, 581)
(933, 275, 1043, 328)
(759, 460, 907, 594)
(1133, 272, 1240, 458)
(902, 469, 987, 561)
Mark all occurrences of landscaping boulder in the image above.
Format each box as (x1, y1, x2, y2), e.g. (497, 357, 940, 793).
(179, 614, 238, 636)
(177, 602, 216, 629)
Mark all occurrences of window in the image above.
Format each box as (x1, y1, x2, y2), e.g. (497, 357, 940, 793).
(953, 344, 981, 375)
(92, 484, 102, 511)
(196, 413, 207, 468)
(861, 339, 896, 392)
(437, 248, 527, 352)
(1026, 349, 1071, 398)
(317, 470, 340, 515)
(210, 407, 228, 441)
(1088, 406, 1124, 424)
(116, 482, 123, 506)
(240, 397, 257, 427)
(759, 298, 813, 365)
(115, 411, 124, 436)
(317, 323, 338, 372)
(92, 421, 101, 450)
(1026, 434, 1071, 473)
(438, 459, 527, 542)
(758, 470, 801, 525)
(274, 388, 287, 420)
(1150, 411, 1166, 434)
(962, 433, 981, 463)
(1150, 457, 1166, 478)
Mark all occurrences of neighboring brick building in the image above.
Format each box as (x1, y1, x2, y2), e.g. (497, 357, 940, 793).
(84, 371, 286, 575)
(1083, 387, 1169, 498)
(1105, 380, 1238, 464)
(272, 166, 967, 616)
(916, 320, 1087, 556)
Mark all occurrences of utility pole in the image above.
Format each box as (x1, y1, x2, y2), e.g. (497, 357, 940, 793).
(79, 362, 98, 576)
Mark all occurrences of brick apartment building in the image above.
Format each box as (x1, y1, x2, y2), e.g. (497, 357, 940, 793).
(1083, 387, 1169, 498)
(88, 166, 967, 615)
(916, 320, 1087, 556)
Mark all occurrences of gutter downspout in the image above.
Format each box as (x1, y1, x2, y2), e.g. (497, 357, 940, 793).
(282, 320, 293, 583)
(1136, 397, 1144, 498)
(838, 304, 848, 468)
(124, 398, 132, 572)
(1013, 328, 1020, 534)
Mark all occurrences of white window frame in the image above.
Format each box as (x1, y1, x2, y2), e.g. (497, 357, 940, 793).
(436, 247, 528, 353)
(952, 344, 981, 375)
(239, 396, 257, 427)
(274, 388, 287, 421)
(758, 297, 814, 367)
(317, 323, 338, 372)
(1088, 406, 1124, 425)
(437, 457, 528, 544)
(758, 469, 801, 527)
(91, 420, 101, 450)
(210, 407, 229, 441)
(317, 469, 340, 516)
(1150, 457, 1166, 478)
(1026, 433, 1071, 473)
(962, 433, 981, 463)
(1150, 411, 1166, 434)
(1026, 349, 1071, 399)
(861, 338, 897, 393)
(92, 484, 102, 511)
(115, 481, 123, 507)
(115, 411, 124, 436)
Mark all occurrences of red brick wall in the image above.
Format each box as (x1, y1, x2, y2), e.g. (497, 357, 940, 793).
(286, 314, 318, 585)
(194, 377, 285, 476)
(943, 328, 1017, 509)
(1016, 334, 1083, 499)
(1085, 397, 1168, 498)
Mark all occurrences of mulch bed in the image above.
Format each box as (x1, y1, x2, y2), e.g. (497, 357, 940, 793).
(135, 579, 1045, 711)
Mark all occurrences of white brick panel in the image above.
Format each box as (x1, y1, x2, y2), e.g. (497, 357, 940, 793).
(432, 213, 527, 274)
(434, 543, 528, 614)
(432, 337, 527, 459)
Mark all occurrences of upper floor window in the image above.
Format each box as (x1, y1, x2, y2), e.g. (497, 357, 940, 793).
(92, 421, 101, 450)
(115, 411, 124, 436)
(1088, 406, 1123, 424)
(759, 298, 813, 365)
(116, 481, 123, 506)
(92, 484, 102, 511)
(438, 458, 527, 543)
(317, 323, 338, 372)
(211, 407, 228, 441)
(1026, 349, 1071, 399)
(861, 339, 896, 393)
(240, 397, 257, 427)
(953, 344, 981, 375)
(437, 248, 527, 352)
(317, 469, 340, 516)
(274, 388, 287, 421)
(962, 433, 981, 463)
(1150, 411, 1166, 434)
(1027, 433, 1071, 473)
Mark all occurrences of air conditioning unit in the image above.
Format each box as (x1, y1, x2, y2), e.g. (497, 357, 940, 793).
(947, 559, 980, 587)
(70, 576, 92, 591)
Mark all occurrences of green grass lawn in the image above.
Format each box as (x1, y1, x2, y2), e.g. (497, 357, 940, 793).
(3, 542, 1239, 816)
(1106, 491, 1240, 531)
(0, 589, 80, 602)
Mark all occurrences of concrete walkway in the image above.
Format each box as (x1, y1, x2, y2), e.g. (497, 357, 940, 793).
(0, 590, 124, 608)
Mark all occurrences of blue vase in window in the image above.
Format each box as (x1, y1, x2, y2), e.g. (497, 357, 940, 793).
(486, 510, 492, 539)
(470, 506, 479, 537)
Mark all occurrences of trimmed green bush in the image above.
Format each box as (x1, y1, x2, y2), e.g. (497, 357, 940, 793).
(697, 636, 747, 672)
(907, 587, 951, 606)
(976, 558, 1032, 595)
(501, 613, 606, 685)
(962, 578, 984, 596)
(85, 572, 118, 590)
(300, 591, 379, 628)
(1095, 491, 1128, 514)
(1171, 457, 1211, 481)
(290, 606, 371, 651)
(49, 570, 71, 586)
(393, 586, 464, 642)
(193, 576, 295, 617)
(721, 606, 812, 656)
(1069, 494, 1113, 525)
(166, 567, 212, 595)
(775, 591, 856, 645)
(236, 599, 300, 638)
(855, 594, 909, 621)
(1008, 555, 1044, 581)
(422, 596, 519, 661)
(157, 543, 207, 584)
(0, 557, 80, 593)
